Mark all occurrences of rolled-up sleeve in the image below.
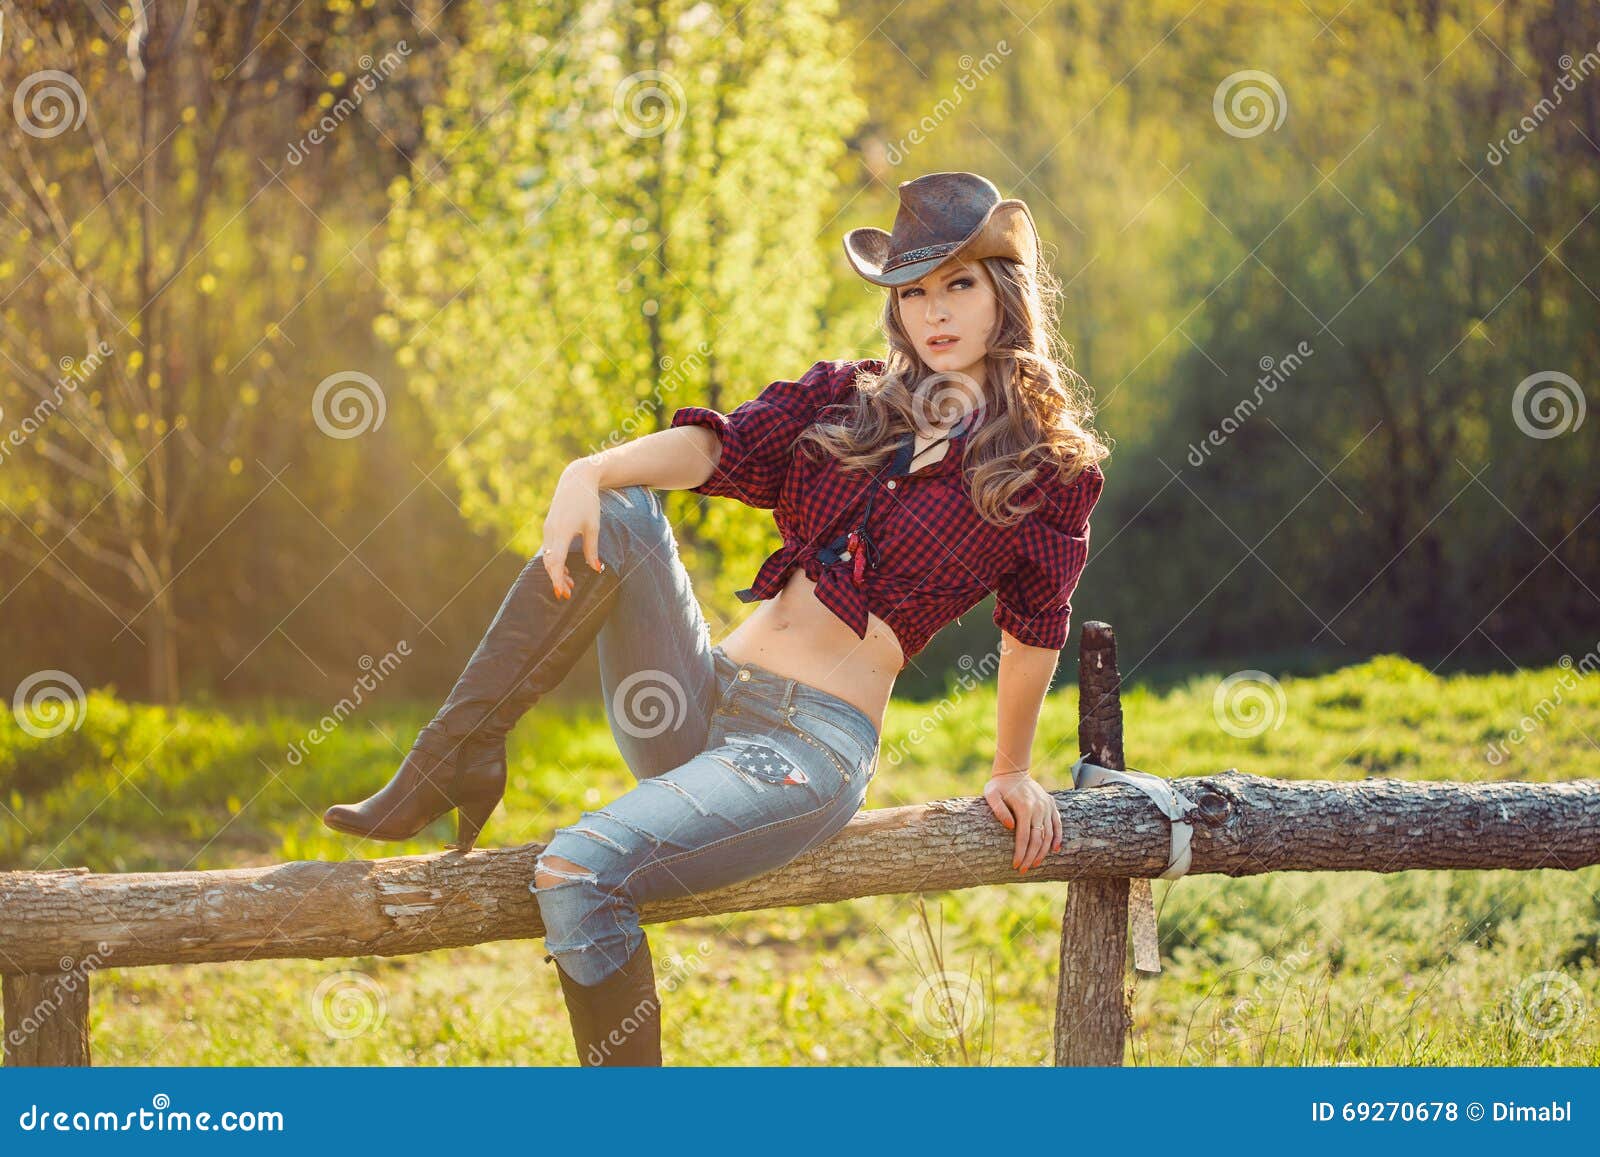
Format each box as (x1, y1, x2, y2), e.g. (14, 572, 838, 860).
(993, 461, 1105, 649)
(670, 359, 855, 509)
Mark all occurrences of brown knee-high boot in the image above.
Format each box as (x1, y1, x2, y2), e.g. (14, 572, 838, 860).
(323, 555, 620, 852)
(549, 937, 662, 1066)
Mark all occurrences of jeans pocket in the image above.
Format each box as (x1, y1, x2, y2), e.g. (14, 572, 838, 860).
(719, 734, 815, 787)
(782, 707, 874, 784)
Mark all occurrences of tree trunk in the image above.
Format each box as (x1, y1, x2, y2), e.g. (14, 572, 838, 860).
(1056, 621, 1132, 1065)
(3, 968, 92, 1066)
(145, 577, 181, 704)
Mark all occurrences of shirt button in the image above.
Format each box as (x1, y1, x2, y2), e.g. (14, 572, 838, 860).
(840, 550, 852, 561)
(738, 670, 751, 681)
(886, 480, 897, 490)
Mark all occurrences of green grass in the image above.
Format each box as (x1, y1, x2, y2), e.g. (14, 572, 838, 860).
(4, 654, 1598, 1065)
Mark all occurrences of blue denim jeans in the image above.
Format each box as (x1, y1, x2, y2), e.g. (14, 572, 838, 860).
(532, 484, 880, 986)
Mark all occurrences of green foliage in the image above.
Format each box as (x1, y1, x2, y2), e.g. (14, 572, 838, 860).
(377, 0, 872, 621)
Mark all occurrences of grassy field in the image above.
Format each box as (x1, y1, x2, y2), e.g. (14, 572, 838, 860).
(4, 653, 1598, 1066)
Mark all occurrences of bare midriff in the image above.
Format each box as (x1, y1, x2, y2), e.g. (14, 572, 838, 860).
(715, 435, 955, 732)
(716, 565, 902, 732)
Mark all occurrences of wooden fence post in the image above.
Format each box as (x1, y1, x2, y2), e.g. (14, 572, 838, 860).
(4, 967, 92, 1066)
(1054, 621, 1132, 1065)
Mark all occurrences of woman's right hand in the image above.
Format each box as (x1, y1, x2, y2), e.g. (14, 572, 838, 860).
(541, 459, 607, 599)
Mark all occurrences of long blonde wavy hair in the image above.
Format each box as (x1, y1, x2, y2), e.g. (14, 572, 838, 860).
(797, 254, 1110, 527)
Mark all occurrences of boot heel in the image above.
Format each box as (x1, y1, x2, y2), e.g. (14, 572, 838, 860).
(451, 790, 499, 853)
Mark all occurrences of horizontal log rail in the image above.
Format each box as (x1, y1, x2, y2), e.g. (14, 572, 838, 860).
(5, 623, 1595, 1066)
(3, 775, 1598, 977)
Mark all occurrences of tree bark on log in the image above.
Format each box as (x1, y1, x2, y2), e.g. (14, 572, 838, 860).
(3, 774, 1597, 976)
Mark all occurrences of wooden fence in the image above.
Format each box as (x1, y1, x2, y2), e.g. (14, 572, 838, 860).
(4, 622, 1598, 1066)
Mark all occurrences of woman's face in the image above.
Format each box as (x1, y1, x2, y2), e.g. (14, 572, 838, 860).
(894, 258, 999, 390)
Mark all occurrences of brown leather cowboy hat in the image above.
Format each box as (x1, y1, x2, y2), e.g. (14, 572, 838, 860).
(844, 171, 1039, 288)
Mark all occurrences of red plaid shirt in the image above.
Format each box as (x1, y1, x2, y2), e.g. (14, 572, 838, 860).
(670, 358, 1104, 670)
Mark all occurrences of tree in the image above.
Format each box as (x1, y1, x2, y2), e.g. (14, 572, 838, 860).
(0, 0, 471, 701)
(379, 0, 869, 625)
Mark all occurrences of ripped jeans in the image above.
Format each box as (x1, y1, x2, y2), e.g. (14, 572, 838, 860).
(531, 484, 880, 986)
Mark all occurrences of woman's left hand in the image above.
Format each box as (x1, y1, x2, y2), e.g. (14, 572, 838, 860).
(983, 769, 1062, 874)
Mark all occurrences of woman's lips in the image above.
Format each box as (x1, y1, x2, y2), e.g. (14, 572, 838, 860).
(928, 336, 959, 348)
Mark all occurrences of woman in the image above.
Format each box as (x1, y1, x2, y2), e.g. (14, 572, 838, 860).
(322, 171, 1109, 1066)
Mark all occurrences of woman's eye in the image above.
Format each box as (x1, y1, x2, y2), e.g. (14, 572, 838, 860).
(901, 278, 972, 300)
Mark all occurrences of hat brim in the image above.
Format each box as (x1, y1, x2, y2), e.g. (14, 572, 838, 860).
(843, 201, 1038, 288)
(841, 227, 936, 287)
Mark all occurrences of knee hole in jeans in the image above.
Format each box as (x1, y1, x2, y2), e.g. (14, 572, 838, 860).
(534, 853, 598, 890)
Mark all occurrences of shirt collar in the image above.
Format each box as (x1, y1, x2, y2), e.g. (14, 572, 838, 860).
(893, 409, 978, 479)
